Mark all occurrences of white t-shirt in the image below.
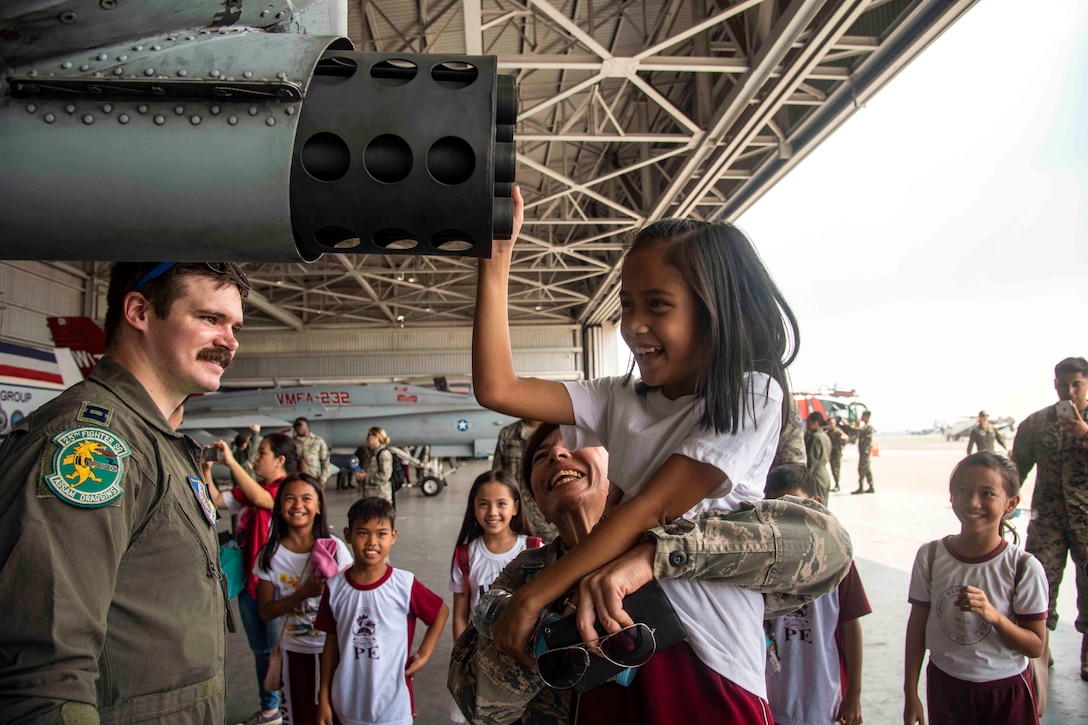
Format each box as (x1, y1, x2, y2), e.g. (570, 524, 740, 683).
(449, 535, 531, 611)
(908, 537, 1048, 682)
(561, 373, 783, 699)
(253, 536, 353, 654)
(315, 567, 445, 725)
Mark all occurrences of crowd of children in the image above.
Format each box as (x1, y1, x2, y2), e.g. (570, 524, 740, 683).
(222, 186, 1052, 725)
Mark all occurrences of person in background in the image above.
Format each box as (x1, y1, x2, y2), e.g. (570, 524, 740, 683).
(255, 473, 353, 725)
(967, 410, 1008, 455)
(357, 426, 396, 504)
(764, 464, 870, 725)
(0, 261, 247, 722)
(493, 417, 558, 542)
(850, 411, 875, 494)
(1011, 356, 1088, 678)
(903, 453, 1047, 725)
(316, 498, 449, 725)
(826, 416, 849, 492)
(234, 423, 262, 479)
(293, 416, 330, 487)
(805, 411, 833, 505)
(205, 432, 298, 725)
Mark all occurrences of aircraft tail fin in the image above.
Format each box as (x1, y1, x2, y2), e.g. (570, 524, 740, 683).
(47, 317, 105, 380)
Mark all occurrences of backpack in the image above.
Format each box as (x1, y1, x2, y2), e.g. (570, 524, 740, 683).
(456, 536, 543, 596)
(378, 447, 406, 491)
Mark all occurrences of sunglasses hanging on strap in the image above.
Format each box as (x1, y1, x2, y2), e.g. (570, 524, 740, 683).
(536, 579, 686, 694)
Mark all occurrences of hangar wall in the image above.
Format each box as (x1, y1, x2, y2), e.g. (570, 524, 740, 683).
(0, 262, 615, 389)
(225, 324, 584, 387)
(0, 262, 95, 347)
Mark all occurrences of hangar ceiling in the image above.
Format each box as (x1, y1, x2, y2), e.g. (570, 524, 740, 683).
(74, 0, 981, 333)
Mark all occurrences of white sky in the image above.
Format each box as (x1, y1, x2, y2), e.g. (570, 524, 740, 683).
(729, 0, 1088, 432)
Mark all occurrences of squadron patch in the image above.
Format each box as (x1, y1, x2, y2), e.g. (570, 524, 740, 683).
(189, 476, 218, 526)
(46, 426, 131, 508)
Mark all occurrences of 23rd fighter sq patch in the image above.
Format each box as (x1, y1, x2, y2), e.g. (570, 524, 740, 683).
(45, 426, 131, 507)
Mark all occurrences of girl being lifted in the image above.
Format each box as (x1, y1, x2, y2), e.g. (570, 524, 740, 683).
(472, 186, 799, 720)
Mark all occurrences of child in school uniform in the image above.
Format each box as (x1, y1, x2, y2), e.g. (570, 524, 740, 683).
(763, 464, 871, 725)
(903, 452, 1048, 725)
(316, 497, 449, 725)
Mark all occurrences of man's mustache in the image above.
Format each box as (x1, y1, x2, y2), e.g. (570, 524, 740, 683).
(197, 347, 233, 370)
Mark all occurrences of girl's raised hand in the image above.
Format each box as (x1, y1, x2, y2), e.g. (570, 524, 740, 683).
(214, 439, 237, 466)
(491, 185, 524, 258)
(955, 585, 999, 624)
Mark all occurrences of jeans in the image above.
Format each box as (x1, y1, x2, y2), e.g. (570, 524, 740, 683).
(237, 588, 281, 711)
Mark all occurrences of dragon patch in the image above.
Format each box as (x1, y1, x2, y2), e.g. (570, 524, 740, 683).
(46, 426, 130, 507)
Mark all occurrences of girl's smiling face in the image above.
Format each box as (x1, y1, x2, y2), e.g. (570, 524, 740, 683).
(280, 477, 320, 531)
(474, 481, 519, 537)
(950, 465, 1018, 537)
(619, 246, 704, 399)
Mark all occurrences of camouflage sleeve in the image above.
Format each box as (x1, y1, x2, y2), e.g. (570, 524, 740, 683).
(772, 408, 806, 468)
(447, 560, 569, 725)
(1012, 413, 1041, 483)
(319, 437, 330, 480)
(491, 426, 509, 474)
(643, 496, 853, 618)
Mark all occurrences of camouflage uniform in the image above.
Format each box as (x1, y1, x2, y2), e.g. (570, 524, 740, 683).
(826, 425, 848, 488)
(0, 358, 226, 723)
(966, 424, 1007, 455)
(1013, 403, 1088, 632)
(805, 428, 833, 505)
(856, 424, 874, 490)
(359, 445, 394, 503)
(294, 431, 330, 484)
(494, 420, 559, 543)
(448, 497, 853, 723)
(771, 403, 806, 468)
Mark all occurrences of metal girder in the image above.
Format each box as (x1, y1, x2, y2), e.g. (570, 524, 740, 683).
(227, 0, 981, 332)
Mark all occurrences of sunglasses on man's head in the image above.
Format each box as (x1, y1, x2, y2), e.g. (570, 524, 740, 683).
(134, 262, 251, 291)
(536, 622, 656, 690)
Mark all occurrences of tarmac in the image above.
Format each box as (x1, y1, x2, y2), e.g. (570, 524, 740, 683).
(222, 434, 1088, 724)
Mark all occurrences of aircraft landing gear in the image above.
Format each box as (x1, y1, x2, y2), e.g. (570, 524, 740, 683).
(420, 475, 444, 497)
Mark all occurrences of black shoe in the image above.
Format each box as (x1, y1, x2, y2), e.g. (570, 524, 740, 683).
(850, 488, 865, 495)
(865, 487, 875, 494)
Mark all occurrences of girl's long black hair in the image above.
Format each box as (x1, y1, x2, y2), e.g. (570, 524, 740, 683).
(453, 470, 530, 552)
(259, 472, 330, 571)
(622, 219, 799, 435)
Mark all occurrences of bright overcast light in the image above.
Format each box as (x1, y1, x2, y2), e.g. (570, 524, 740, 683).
(730, 0, 1088, 432)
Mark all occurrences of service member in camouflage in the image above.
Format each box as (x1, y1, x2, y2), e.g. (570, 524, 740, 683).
(292, 416, 330, 485)
(966, 410, 1008, 455)
(826, 416, 849, 491)
(851, 410, 875, 494)
(805, 412, 833, 505)
(0, 262, 248, 724)
(493, 418, 559, 543)
(1012, 356, 1088, 679)
(449, 424, 853, 724)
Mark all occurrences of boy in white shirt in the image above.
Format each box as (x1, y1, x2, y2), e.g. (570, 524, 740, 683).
(764, 464, 871, 725)
(316, 498, 449, 725)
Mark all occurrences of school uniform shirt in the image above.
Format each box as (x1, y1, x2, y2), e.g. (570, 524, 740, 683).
(767, 562, 871, 725)
(315, 566, 445, 725)
(908, 537, 1048, 682)
(449, 536, 531, 610)
(253, 536, 353, 654)
(561, 372, 783, 700)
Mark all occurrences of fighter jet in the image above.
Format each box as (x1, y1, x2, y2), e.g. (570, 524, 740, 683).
(180, 383, 516, 460)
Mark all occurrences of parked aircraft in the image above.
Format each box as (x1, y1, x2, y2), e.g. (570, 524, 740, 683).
(180, 384, 516, 459)
(0, 317, 106, 436)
